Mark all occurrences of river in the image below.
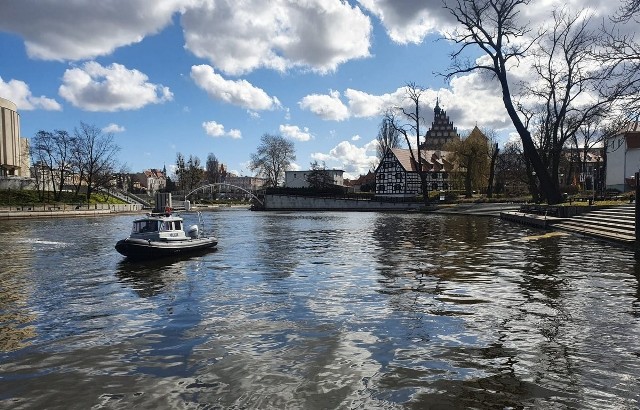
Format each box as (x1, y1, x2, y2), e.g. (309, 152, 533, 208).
(1, 209, 639, 409)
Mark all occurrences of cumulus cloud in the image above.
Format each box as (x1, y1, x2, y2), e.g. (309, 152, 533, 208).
(58, 62, 173, 112)
(0, 77, 61, 111)
(191, 65, 280, 111)
(202, 120, 242, 139)
(359, 0, 619, 44)
(311, 139, 378, 179)
(0, 0, 182, 61)
(301, 77, 512, 134)
(181, 0, 372, 75)
(279, 124, 313, 142)
(299, 90, 350, 121)
(357, 0, 454, 43)
(103, 123, 125, 133)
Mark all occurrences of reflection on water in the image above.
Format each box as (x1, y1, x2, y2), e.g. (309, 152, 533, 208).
(0, 210, 639, 409)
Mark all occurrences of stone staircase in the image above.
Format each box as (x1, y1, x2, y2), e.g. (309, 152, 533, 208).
(552, 205, 636, 244)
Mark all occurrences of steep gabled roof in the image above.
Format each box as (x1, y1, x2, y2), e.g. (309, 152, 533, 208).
(391, 148, 417, 172)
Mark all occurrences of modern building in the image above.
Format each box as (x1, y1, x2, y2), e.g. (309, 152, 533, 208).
(0, 97, 30, 177)
(284, 169, 344, 188)
(604, 122, 640, 192)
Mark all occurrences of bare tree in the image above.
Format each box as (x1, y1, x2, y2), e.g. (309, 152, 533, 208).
(386, 82, 430, 203)
(376, 116, 402, 161)
(174, 153, 186, 193)
(73, 122, 120, 203)
(32, 129, 74, 201)
(442, 0, 562, 204)
(524, 9, 615, 192)
(601, 0, 640, 118)
(186, 155, 203, 191)
(205, 153, 225, 184)
(249, 133, 296, 187)
(306, 161, 333, 190)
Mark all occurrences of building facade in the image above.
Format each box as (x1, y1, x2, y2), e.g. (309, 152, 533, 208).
(284, 169, 344, 188)
(605, 124, 640, 192)
(419, 99, 461, 151)
(375, 148, 455, 198)
(375, 100, 460, 198)
(0, 97, 30, 177)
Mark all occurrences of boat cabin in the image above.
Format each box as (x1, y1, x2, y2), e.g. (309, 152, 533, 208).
(130, 213, 195, 241)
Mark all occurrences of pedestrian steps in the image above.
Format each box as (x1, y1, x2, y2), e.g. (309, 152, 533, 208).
(552, 205, 636, 243)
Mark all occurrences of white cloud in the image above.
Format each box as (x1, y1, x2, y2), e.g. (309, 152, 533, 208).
(359, 0, 619, 44)
(181, 0, 372, 75)
(279, 124, 313, 142)
(228, 129, 242, 139)
(202, 120, 242, 139)
(299, 90, 350, 121)
(0, 76, 61, 111)
(0, 0, 182, 61)
(311, 139, 378, 179)
(352, 135, 361, 141)
(357, 0, 454, 44)
(58, 61, 173, 111)
(103, 123, 125, 133)
(191, 65, 280, 111)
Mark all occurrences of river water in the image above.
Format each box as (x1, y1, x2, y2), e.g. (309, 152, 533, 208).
(1, 209, 639, 409)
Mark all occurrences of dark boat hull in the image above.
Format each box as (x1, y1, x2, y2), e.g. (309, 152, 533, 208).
(115, 237, 218, 260)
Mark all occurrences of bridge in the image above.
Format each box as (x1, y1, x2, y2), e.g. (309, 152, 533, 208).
(185, 183, 263, 206)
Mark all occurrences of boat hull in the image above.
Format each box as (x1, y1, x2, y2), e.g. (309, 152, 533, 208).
(115, 237, 218, 260)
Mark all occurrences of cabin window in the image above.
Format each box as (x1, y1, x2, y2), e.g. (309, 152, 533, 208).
(133, 220, 158, 233)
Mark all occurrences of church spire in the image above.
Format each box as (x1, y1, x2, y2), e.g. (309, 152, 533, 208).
(434, 97, 441, 115)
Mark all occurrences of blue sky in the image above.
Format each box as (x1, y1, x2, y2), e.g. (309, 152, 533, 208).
(0, 0, 624, 179)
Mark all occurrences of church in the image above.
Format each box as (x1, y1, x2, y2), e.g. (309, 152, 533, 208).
(374, 101, 463, 199)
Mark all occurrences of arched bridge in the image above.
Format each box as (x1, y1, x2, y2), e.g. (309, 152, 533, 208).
(185, 183, 263, 205)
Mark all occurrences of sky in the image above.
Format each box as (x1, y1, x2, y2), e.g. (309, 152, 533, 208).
(0, 0, 630, 180)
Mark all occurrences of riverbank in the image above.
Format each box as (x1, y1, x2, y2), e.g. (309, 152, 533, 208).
(0, 203, 143, 220)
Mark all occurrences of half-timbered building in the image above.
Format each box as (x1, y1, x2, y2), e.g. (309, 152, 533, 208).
(375, 148, 456, 198)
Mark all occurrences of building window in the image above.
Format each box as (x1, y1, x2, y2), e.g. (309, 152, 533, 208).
(432, 182, 438, 190)
(443, 182, 449, 190)
(378, 184, 386, 192)
(395, 172, 402, 180)
(442, 172, 448, 179)
(394, 184, 402, 191)
(432, 172, 438, 179)
(380, 174, 386, 180)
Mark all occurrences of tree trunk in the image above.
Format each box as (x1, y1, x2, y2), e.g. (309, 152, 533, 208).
(487, 143, 499, 198)
(499, 76, 562, 204)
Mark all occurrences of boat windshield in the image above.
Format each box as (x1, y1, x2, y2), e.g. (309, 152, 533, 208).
(160, 220, 182, 231)
(133, 220, 159, 234)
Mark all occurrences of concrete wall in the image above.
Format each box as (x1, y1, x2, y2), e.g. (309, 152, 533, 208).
(264, 194, 424, 211)
(0, 176, 35, 190)
(0, 97, 25, 177)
